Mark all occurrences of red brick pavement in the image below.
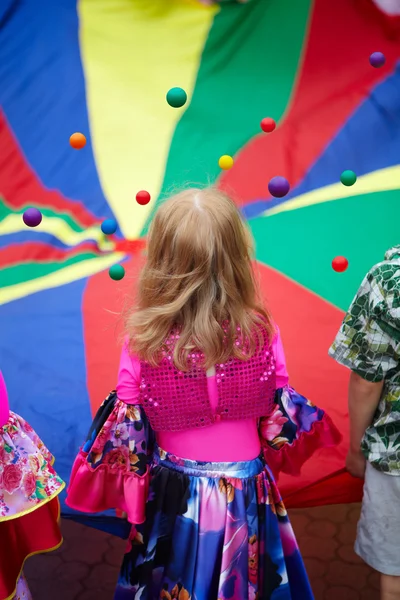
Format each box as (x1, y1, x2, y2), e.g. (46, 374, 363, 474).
(24, 504, 377, 599)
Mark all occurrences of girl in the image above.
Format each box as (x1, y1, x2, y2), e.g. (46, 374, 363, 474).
(0, 370, 65, 600)
(67, 187, 341, 600)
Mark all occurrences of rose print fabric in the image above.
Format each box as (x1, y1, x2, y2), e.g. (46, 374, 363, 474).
(1, 410, 64, 600)
(67, 392, 153, 524)
(83, 396, 153, 476)
(12, 574, 32, 600)
(260, 386, 342, 478)
(114, 446, 314, 600)
(0, 411, 65, 520)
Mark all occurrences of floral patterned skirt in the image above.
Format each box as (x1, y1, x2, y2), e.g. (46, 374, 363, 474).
(12, 574, 32, 600)
(114, 446, 314, 600)
(0, 412, 64, 600)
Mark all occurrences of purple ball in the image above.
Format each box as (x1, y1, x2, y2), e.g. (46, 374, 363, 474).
(369, 52, 385, 68)
(23, 207, 42, 227)
(268, 176, 290, 198)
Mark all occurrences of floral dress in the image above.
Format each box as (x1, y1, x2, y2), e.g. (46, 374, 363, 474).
(1, 411, 65, 600)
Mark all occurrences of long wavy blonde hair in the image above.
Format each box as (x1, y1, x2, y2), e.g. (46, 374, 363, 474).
(125, 187, 273, 371)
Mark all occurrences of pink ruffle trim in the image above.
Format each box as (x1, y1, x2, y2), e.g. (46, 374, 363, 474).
(66, 450, 149, 524)
(261, 413, 343, 479)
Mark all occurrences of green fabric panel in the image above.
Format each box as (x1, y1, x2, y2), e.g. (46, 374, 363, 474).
(141, 0, 311, 235)
(2, 252, 99, 288)
(250, 190, 400, 311)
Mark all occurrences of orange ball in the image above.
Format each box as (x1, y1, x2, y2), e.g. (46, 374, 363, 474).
(70, 132, 86, 150)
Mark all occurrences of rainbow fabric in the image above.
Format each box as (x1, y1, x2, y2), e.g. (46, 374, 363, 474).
(0, 0, 400, 524)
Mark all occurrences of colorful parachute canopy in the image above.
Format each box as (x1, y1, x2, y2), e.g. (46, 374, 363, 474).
(196, 0, 253, 5)
(1, 0, 400, 527)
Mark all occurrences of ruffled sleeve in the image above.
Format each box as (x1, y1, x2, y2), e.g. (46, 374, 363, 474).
(260, 326, 342, 477)
(260, 386, 342, 478)
(67, 391, 154, 524)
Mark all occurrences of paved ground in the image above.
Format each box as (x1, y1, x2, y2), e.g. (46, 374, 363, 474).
(24, 503, 378, 600)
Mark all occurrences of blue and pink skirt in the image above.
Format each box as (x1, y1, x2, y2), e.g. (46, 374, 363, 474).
(68, 386, 342, 599)
(115, 445, 314, 600)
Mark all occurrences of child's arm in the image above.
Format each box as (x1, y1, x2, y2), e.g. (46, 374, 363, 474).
(346, 372, 384, 478)
(348, 372, 384, 454)
(66, 342, 153, 524)
(329, 266, 399, 476)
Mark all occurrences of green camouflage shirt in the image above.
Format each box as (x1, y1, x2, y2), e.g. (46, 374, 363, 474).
(329, 246, 400, 475)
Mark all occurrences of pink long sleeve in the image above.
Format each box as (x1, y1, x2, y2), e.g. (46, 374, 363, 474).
(116, 341, 141, 403)
(0, 371, 10, 427)
(272, 325, 290, 389)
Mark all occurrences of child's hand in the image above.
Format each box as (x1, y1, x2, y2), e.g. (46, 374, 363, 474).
(345, 449, 366, 479)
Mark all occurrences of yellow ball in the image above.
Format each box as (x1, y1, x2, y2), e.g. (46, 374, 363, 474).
(218, 155, 234, 170)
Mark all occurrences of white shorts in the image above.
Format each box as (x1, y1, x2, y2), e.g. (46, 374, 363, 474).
(355, 461, 400, 576)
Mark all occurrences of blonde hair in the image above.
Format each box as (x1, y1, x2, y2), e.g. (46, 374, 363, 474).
(125, 186, 273, 371)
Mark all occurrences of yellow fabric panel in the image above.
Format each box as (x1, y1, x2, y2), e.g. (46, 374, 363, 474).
(0, 215, 114, 251)
(78, 0, 218, 238)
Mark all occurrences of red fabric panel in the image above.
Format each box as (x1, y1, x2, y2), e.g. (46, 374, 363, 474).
(220, 0, 400, 203)
(0, 498, 62, 599)
(83, 254, 145, 416)
(0, 241, 104, 269)
(257, 262, 363, 506)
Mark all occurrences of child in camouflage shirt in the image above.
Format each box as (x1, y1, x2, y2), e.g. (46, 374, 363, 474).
(329, 245, 400, 600)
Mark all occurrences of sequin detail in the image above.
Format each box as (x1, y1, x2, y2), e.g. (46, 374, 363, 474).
(139, 324, 276, 431)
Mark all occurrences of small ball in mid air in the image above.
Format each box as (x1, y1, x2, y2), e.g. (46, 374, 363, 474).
(340, 170, 357, 187)
(23, 207, 42, 227)
(69, 132, 86, 149)
(268, 176, 290, 198)
(101, 219, 118, 235)
(332, 256, 349, 273)
(166, 87, 187, 108)
(369, 52, 385, 68)
(260, 117, 276, 133)
(109, 264, 125, 281)
(136, 190, 151, 205)
(218, 155, 234, 170)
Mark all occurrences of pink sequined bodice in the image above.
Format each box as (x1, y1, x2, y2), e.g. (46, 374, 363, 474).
(139, 325, 276, 431)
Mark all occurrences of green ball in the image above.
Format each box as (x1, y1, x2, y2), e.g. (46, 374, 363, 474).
(340, 170, 357, 186)
(166, 87, 187, 108)
(109, 264, 125, 281)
